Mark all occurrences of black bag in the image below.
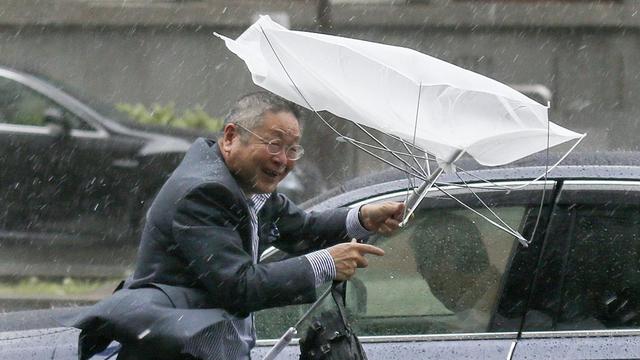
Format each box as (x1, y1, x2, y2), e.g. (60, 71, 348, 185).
(299, 282, 367, 360)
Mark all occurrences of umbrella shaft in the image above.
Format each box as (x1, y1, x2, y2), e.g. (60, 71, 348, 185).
(262, 327, 297, 360)
(401, 167, 443, 227)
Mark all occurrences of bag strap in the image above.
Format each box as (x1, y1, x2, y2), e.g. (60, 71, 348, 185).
(330, 281, 368, 360)
(330, 281, 350, 330)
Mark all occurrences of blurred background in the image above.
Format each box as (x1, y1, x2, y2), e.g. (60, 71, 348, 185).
(0, 0, 638, 311)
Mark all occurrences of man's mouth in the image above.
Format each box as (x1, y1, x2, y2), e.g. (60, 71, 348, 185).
(263, 169, 283, 179)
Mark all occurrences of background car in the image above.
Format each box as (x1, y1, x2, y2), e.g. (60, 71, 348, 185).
(3, 154, 640, 359)
(0, 66, 321, 312)
(0, 66, 198, 281)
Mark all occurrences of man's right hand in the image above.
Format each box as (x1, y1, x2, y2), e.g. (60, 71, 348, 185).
(328, 239, 385, 281)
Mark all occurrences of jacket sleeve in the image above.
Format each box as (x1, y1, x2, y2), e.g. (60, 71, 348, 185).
(270, 193, 351, 255)
(171, 183, 317, 316)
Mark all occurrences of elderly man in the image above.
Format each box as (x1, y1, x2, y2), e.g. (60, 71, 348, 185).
(69, 92, 403, 360)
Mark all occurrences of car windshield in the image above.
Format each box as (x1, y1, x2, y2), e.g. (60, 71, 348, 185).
(61, 85, 128, 121)
(25, 71, 134, 123)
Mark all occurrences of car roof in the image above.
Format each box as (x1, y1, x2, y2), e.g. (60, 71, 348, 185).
(301, 151, 640, 211)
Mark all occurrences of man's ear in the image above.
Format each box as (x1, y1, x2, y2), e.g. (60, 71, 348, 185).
(221, 123, 238, 152)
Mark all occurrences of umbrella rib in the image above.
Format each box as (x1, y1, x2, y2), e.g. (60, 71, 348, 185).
(433, 184, 529, 246)
(455, 134, 586, 191)
(400, 140, 427, 174)
(407, 81, 427, 177)
(400, 140, 424, 193)
(454, 171, 521, 238)
(528, 109, 552, 245)
(397, 138, 439, 177)
(341, 134, 440, 164)
(379, 131, 427, 153)
(347, 125, 442, 167)
(403, 80, 427, 219)
(433, 181, 536, 191)
(396, 138, 440, 163)
(339, 136, 430, 160)
(338, 137, 428, 180)
(351, 122, 426, 178)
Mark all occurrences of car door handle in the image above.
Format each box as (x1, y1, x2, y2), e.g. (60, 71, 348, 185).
(112, 158, 139, 168)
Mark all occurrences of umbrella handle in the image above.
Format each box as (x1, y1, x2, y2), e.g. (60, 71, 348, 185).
(401, 167, 444, 227)
(262, 327, 297, 360)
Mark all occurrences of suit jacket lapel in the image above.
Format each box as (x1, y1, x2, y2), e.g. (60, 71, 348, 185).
(194, 139, 254, 252)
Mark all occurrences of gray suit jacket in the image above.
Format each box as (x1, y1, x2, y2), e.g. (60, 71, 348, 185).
(67, 138, 350, 359)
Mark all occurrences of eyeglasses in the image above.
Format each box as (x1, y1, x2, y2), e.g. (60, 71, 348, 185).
(234, 123, 305, 161)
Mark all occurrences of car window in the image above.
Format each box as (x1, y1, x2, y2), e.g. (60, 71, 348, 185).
(523, 182, 640, 333)
(256, 205, 523, 338)
(255, 284, 334, 340)
(346, 205, 523, 336)
(556, 203, 640, 330)
(256, 183, 552, 340)
(0, 77, 92, 130)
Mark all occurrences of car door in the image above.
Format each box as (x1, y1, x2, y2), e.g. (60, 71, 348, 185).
(0, 74, 142, 277)
(514, 179, 640, 359)
(252, 180, 555, 359)
(0, 75, 94, 239)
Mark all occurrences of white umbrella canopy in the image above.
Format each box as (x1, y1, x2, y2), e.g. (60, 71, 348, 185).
(216, 15, 584, 168)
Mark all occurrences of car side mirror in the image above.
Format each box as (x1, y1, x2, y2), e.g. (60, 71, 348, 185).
(43, 107, 71, 138)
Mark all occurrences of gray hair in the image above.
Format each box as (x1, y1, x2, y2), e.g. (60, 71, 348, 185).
(224, 92, 302, 139)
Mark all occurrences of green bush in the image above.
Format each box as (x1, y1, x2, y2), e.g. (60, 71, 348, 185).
(0, 277, 120, 296)
(116, 102, 223, 132)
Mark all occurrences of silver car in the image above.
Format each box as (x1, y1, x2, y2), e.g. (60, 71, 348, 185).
(252, 156, 640, 359)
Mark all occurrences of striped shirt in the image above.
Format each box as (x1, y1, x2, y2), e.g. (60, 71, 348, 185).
(184, 193, 371, 359)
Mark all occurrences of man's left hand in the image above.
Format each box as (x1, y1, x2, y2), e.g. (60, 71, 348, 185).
(359, 202, 404, 235)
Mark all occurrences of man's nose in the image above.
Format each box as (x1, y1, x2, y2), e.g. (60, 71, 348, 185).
(272, 148, 288, 164)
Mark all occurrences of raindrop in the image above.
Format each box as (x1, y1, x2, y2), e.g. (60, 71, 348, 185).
(137, 328, 151, 339)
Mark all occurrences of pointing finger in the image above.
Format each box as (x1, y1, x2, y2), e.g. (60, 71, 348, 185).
(352, 243, 385, 256)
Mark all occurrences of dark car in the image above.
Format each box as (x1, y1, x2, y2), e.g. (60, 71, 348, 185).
(3, 155, 640, 359)
(0, 66, 196, 279)
(0, 66, 324, 284)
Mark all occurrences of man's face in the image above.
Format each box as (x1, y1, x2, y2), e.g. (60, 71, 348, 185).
(222, 110, 301, 194)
